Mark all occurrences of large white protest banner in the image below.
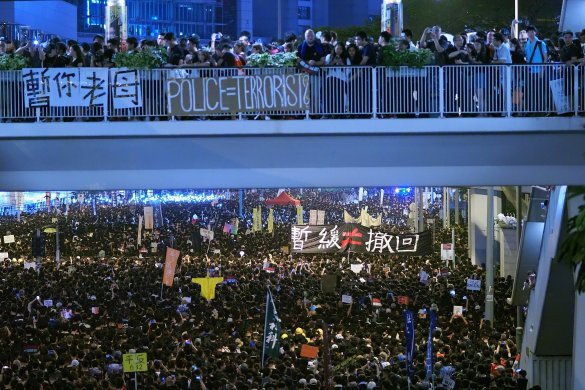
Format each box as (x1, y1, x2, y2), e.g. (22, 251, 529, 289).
(110, 68, 143, 109)
(309, 210, 318, 225)
(167, 73, 310, 115)
(22, 68, 109, 108)
(144, 207, 154, 230)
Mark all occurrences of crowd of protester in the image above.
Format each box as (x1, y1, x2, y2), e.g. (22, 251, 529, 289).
(1, 23, 584, 69)
(1, 21, 584, 122)
(0, 188, 539, 389)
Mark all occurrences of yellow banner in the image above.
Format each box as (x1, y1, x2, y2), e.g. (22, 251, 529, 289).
(122, 353, 148, 373)
(296, 205, 303, 225)
(268, 208, 274, 233)
(344, 208, 381, 227)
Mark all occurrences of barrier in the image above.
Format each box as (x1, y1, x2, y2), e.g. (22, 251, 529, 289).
(0, 64, 583, 121)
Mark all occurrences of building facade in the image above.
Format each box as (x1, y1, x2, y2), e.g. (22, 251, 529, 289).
(0, 1, 77, 41)
(78, 0, 224, 42)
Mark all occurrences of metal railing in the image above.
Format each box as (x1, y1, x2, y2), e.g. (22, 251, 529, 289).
(0, 64, 583, 121)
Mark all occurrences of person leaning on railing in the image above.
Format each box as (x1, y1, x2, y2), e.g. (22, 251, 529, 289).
(559, 31, 584, 113)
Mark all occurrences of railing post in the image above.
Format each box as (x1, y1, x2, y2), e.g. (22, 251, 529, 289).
(505, 65, 512, 117)
(574, 65, 579, 116)
(36, 107, 40, 123)
(438, 66, 445, 118)
(104, 71, 110, 122)
(371, 67, 377, 119)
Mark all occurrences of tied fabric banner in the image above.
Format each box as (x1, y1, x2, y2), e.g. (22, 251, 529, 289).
(144, 207, 154, 230)
(262, 289, 281, 368)
(162, 247, 180, 286)
(167, 73, 310, 115)
(426, 309, 437, 380)
(296, 205, 303, 225)
(291, 224, 432, 255)
(404, 310, 415, 379)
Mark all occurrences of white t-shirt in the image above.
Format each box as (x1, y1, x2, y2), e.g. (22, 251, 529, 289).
(493, 43, 512, 64)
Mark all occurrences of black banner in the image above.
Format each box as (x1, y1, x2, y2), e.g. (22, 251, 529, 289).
(291, 223, 432, 255)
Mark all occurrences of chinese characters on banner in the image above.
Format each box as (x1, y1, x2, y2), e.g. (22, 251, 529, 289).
(262, 289, 281, 368)
(162, 247, 180, 287)
(22, 68, 141, 109)
(290, 223, 432, 256)
(110, 68, 143, 109)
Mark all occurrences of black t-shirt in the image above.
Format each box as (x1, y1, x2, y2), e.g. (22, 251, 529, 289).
(516, 377, 528, 390)
(360, 43, 377, 66)
(220, 52, 236, 67)
(297, 41, 325, 62)
(46, 55, 70, 68)
(168, 45, 183, 66)
(321, 42, 334, 57)
(445, 46, 470, 65)
(560, 43, 583, 62)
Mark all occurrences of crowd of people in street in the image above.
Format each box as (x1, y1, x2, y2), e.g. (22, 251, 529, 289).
(0, 188, 539, 389)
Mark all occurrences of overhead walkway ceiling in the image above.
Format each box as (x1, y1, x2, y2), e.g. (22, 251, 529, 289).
(1, 117, 584, 190)
(559, 0, 585, 33)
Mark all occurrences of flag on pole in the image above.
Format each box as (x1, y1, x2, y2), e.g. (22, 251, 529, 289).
(162, 247, 180, 286)
(231, 218, 239, 235)
(262, 289, 281, 368)
(296, 205, 303, 225)
(426, 309, 437, 380)
(404, 310, 415, 379)
(268, 209, 274, 233)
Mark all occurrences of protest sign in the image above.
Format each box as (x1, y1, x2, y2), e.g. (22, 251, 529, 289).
(200, 228, 214, 241)
(43, 299, 53, 307)
(317, 210, 325, 225)
(466, 279, 481, 291)
(162, 248, 180, 287)
(291, 224, 432, 255)
(122, 353, 148, 373)
(342, 295, 353, 304)
(350, 264, 364, 274)
(24, 262, 37, 270)
(453, 306, 463, 317)
(4, 235, 15, 244)
(144, 207, 154, 230)
(309, 210, 318, 226)
(441, 243, 454, 261)
(167, 73, 310, 115)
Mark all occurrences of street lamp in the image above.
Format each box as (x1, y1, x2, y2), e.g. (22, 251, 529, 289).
(514, 0, 519, 37)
